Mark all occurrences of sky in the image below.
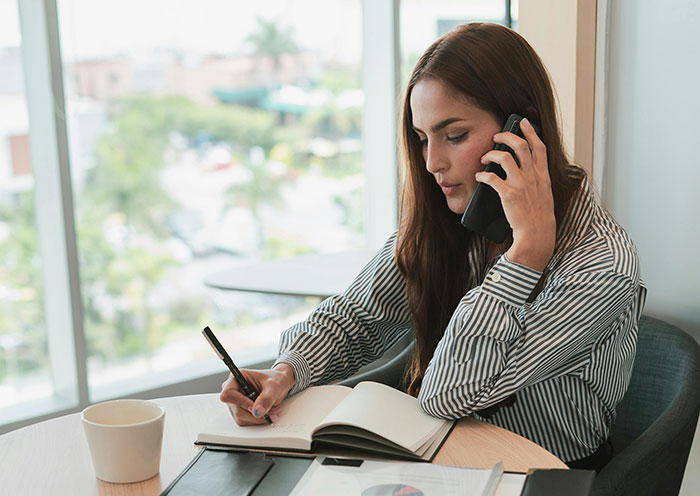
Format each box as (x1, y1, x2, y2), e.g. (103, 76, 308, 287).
(1, 0, 509, 60)
(3, 0, 363, 62)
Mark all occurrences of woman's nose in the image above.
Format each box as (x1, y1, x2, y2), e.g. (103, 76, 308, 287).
(424, 142, 447, 174)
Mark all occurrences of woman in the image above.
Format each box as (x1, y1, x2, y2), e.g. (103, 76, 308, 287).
(220, 23, 646, 471)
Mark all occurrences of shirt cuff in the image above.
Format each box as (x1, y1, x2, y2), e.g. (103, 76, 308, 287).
(273, 350, 311, 396)
(480, 254, 542, 307)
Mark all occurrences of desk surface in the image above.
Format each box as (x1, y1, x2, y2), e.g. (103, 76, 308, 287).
(204, 250, 377, 298)
(0, 393, 567, 495)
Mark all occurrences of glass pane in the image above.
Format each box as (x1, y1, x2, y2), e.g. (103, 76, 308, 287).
(0, 0, 53, 408)
(400, 0, 512, 87)
(56, 0, 364, 393)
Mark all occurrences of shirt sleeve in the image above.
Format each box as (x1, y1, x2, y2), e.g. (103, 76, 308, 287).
(274, 233, 413, 395)
(418, 253, 639, 419)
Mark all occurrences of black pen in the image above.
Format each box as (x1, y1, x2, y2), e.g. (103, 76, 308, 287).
(202, 326, 273, 424)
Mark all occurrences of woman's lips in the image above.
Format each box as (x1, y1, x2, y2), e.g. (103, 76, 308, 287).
(439, 183, 460, 196)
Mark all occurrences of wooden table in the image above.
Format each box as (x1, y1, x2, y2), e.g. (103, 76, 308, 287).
(203, 250, 376, 299)
(0, 394, 567, 495)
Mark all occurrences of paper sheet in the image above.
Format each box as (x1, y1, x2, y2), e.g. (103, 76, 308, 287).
(290, 458, 504, 496)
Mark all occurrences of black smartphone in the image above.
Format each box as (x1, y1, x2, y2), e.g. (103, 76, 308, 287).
(460, 113, 542, 243)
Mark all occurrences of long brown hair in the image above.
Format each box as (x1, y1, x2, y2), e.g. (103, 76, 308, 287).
(396, 23, 580, 396)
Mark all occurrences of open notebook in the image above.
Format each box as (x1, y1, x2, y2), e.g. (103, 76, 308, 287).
(197, 381, 455, 461)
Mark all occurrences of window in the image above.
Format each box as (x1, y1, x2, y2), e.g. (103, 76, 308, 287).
(1, 0, 516, 432)
(401, 0, 517, 87)
(57, 0, 364, 397)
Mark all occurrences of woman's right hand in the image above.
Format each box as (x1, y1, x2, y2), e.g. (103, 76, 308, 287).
(219, 363, 296, 426)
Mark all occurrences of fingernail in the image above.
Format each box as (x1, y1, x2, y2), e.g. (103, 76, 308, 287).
(270, 414, 279, 422)
(522, 117, 530, 126)
(253, 407, 261, 417)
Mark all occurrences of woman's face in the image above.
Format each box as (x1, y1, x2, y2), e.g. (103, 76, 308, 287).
(410, 79, 502, 214)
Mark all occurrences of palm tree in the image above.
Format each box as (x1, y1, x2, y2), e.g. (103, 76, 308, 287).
(246, 18, 299, 74)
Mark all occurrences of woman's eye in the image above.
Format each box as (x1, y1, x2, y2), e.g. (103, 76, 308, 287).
(447, 132, 468, 143)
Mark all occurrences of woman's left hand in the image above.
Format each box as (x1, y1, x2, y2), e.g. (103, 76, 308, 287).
(475, 117, 556, 272)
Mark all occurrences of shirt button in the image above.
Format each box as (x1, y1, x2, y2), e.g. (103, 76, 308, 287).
(491, 273, 502, 283)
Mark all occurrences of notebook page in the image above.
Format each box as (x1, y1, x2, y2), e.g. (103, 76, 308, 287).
(198, 385, 352, 450)
(314, 381, 448, 452)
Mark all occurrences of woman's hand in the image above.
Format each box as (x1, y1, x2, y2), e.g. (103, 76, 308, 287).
(475, 117, 556, 271)
(219, 363, 296, 426)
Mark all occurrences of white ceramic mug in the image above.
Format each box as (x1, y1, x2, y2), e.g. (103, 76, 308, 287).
(81, 399, 165, 484)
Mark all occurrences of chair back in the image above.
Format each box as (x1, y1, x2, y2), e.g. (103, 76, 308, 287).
(594, 316, 700, 496)
(340, 340, 415, 389)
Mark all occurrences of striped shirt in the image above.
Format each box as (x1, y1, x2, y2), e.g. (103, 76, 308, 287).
(275, 166, 646, 462)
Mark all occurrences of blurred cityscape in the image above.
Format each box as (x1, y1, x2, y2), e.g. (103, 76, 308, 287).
(0, 16, 364, 405)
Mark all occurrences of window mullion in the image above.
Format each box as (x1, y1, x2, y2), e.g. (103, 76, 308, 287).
(17, 0, 88, 408)
(362, 0, 400, 250)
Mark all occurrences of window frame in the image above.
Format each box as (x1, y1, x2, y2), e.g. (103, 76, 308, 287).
(4, 0, 87, 430)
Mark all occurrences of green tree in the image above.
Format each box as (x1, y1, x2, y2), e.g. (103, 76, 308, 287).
(74, 206, 117, 358)
(0, 193, 43, 314)
(246, 18, 299, 73)
(104, 246, 175, 356)
(82, 99, 175, 240)
(0, 192, 47, 381)
(77, 96, 179, 360)
(302, 104, 361, 139)
(158, 95, 279, 152)
(77, 94, 288, 361)
(318, 68, 361, 95)
(226, 157, 289, 233)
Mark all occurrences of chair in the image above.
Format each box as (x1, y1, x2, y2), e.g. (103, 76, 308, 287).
(340, 316, 700, 496)
(593, 316, 700, 496)
(340, 339, 415, 389)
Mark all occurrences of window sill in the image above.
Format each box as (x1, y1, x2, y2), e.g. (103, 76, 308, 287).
(89, 344, 278, 403)
(0, 394, 79, 435)
(0, 344, 277, 435)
